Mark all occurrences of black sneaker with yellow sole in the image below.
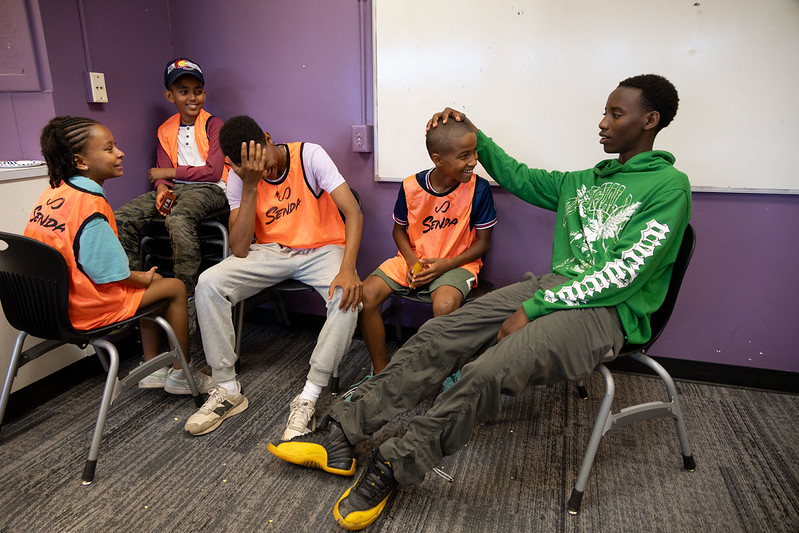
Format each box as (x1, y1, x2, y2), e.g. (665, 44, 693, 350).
(333, 450, 398, 530)
(267, 415, 356, 476)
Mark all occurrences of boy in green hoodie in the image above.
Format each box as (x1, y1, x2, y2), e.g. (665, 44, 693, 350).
(268, 74, 691, 530)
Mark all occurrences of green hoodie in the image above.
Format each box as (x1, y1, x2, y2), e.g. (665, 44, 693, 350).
(476, 130, 691, 344)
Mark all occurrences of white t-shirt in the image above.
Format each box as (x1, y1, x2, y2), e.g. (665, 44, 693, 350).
(175, 123, 225, 189)
(226, 142, 345, 210)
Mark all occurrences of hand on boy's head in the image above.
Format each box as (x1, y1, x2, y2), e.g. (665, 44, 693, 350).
(426, 107, 467, 132)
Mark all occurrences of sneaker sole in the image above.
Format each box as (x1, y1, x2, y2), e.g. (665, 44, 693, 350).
(333, 483, 392, 530)
(137, 381, 167, 389)
(186, 397, 249, 436)
(267, 441, 356, 476)
(164, 380, 215, 395)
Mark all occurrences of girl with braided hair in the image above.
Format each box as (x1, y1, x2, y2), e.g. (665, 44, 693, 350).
(26, 116, 214, 395)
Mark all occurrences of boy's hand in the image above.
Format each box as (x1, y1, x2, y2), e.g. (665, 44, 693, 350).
(497, 307, 531, 343)
(426, 108, 478, 133)
(409, 258, 452, 287)
(155, 183, 171, 211)
(230, 141, 266, 186)
(329, 267, 363, 311)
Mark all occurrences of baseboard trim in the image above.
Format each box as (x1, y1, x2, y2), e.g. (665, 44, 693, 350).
(606, 355, 798, 394)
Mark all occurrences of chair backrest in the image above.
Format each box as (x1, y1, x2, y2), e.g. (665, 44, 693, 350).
(0, 231, 81, 343)
(622, 223, 696, 355)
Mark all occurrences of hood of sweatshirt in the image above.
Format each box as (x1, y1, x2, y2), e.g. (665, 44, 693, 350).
(593, 150, 676, 179)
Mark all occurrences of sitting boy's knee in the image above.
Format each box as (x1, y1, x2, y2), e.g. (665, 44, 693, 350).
(432, 297, 460, 317)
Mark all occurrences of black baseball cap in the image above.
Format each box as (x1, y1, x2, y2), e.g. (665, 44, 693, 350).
(164, 58, 204, 88)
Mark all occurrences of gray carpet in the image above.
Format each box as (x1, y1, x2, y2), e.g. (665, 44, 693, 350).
(1, 313, 797, 533)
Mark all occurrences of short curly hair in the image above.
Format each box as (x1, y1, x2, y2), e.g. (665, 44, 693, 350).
(425, 119, 475, 156)
(618, 74, 679, 131)
(219, 115, 267, 165)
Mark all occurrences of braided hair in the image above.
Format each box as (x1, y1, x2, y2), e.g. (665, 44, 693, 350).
(40, 116, 99, 188)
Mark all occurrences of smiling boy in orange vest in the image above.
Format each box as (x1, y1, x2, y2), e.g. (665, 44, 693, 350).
(114, 58, 229, 390)
(356, 119, 496, 382)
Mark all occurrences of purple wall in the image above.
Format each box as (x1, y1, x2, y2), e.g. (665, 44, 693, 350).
(34, 0, 176, 208)
(4, 1, 797, 373)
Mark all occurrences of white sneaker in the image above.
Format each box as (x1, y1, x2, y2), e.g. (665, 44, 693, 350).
(137, 365, 170, 389)
(164, 368, 215, 395)
(184, 383, 248, 436)
(282, 395, 316, 441)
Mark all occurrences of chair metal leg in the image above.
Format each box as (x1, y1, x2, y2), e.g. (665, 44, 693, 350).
(629, 353, 696, 470)
(82, 338, 120, 485)
(0, 331, 28, 428)
(568, 363, 615, 514)
(152, 315, 201, 407)
(331, 364, 340, 394)
(269, 290, 292, 328)
(576, 381, 588, 400)
(234, 302, 245, 357)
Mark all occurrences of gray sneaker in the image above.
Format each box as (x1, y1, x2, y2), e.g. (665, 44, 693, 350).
(184, 383, 248, 436)
(282, 395, 316, 441)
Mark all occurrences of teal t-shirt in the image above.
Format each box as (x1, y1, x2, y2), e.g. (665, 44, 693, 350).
(475, 130, 691, 344)
(69, 176, 131, 284)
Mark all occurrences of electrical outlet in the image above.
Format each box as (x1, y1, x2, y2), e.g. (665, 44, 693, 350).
(83, 72, 108, 103)
(351, 125, 373, 153)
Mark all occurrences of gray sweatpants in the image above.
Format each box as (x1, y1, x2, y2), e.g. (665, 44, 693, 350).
(332, 272, 625, 485)
(195, 242, 359, 385)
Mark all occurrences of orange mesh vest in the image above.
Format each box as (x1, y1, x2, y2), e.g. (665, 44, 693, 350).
(380, 173, 482, 286)
(157, 109, 229, 183)
(253, 142, 345, 248)
(24, 180, 144, 330)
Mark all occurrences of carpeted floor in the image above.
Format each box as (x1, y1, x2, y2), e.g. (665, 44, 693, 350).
(1, 311, 797, 533)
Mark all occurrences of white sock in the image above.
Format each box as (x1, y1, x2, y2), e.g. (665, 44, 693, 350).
(218, 379, 239, 395)
(299, 380, 323, 403)
(170, 368, 185, 380)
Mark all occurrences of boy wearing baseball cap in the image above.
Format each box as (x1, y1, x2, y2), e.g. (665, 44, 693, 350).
(115, 57, 229, 392)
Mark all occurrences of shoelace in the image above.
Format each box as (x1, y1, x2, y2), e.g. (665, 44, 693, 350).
(287, 401, 314, 430)
(355, 459, 395, 501)
(200, 388, 226, 413)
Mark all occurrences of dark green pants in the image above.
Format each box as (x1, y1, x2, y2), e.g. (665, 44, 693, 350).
(332, 272, 624, 485)
(114, 183, 228, 294)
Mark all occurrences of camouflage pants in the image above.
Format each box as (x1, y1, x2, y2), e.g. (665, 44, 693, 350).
(114, 183, 228, 294)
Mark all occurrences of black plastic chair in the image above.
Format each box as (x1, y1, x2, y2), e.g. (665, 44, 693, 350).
(567, 223, 697, 514)
(0, 231, 202, 485)
(139, 205, 230, 277)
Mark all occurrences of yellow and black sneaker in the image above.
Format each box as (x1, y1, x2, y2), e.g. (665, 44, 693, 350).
(333, 450, 398, 530)
(267, 415, 356, 476)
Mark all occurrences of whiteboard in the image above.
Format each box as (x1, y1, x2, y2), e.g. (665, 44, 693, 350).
(373, 0, 799, 194)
